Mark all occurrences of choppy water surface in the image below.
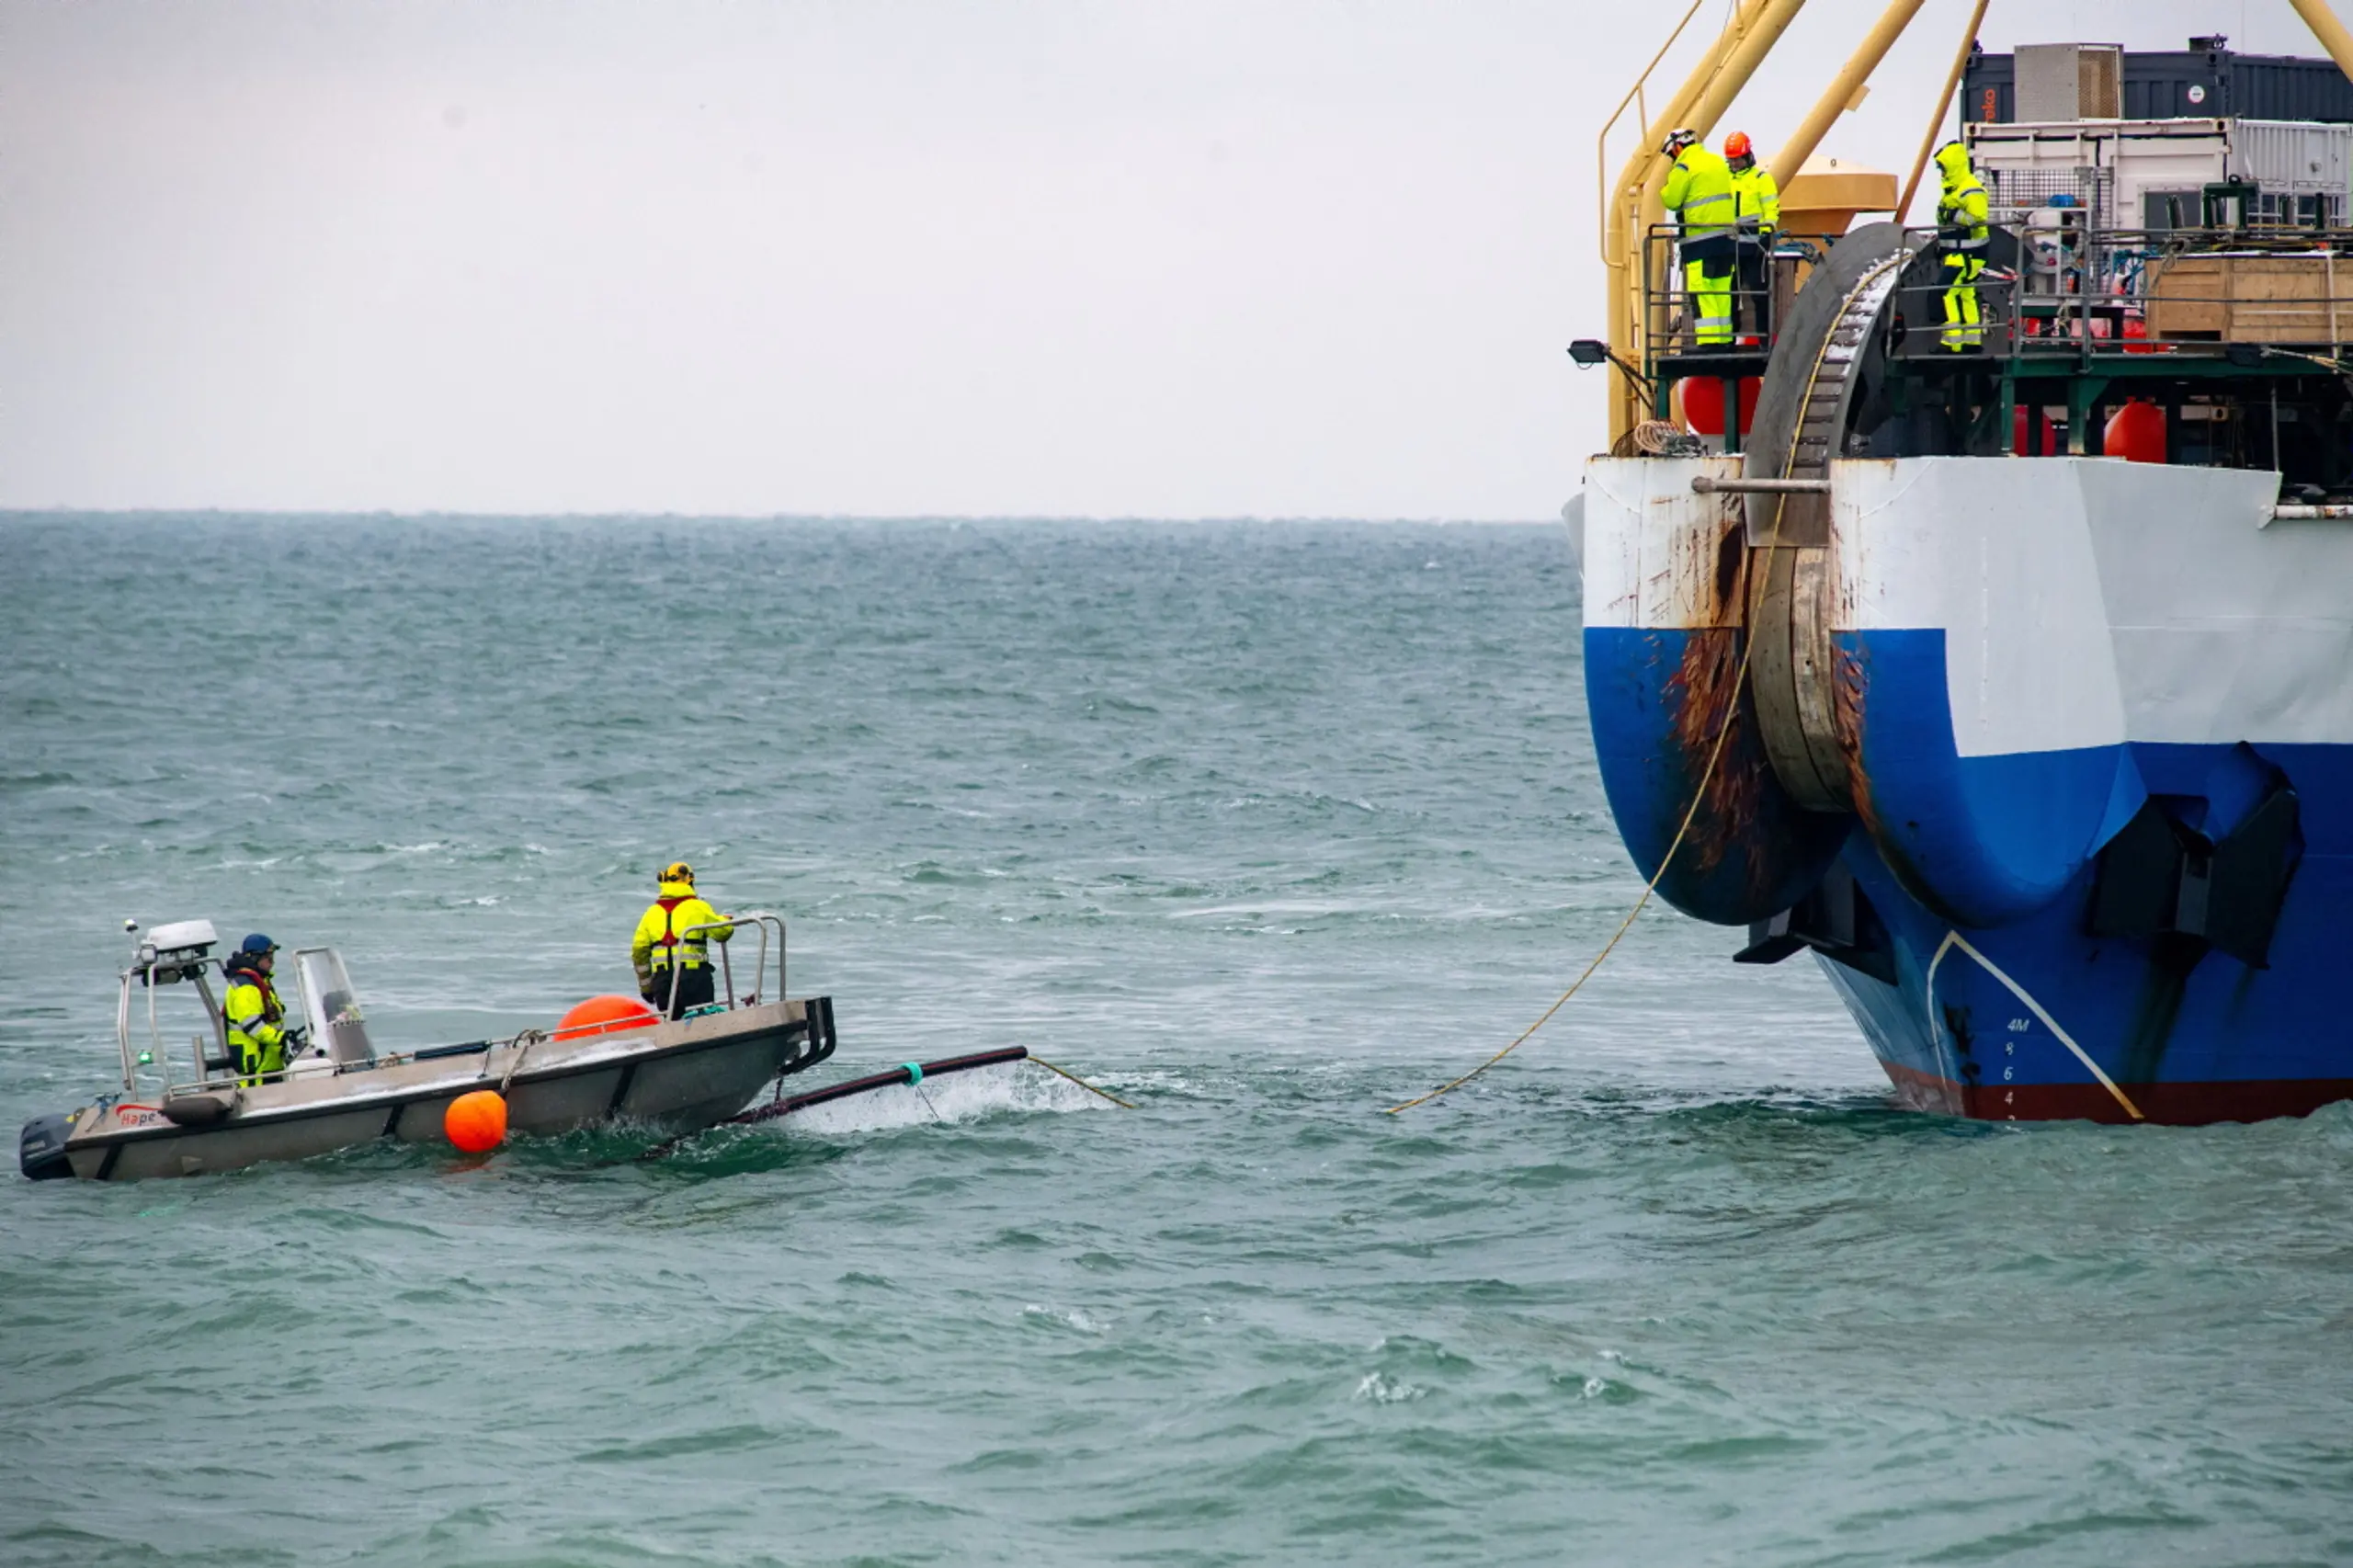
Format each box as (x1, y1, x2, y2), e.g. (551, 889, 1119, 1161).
(5, 516, 2349, 1567)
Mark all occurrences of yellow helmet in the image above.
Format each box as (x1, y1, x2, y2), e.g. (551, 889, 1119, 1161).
(1934, 140, 1972, 180)
(660, 861, 694, 885)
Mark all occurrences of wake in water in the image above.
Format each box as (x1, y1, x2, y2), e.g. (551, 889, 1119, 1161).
(610, 1046, 1132, 1166)
(608, 1061, 1112, 1177)
(778, 1060, 1108, 1136)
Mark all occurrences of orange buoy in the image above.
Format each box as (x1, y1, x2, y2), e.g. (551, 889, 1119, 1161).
(2103, 397, 2166, 464)
(552, 993, 661, 1041)
(445, 1089, 507, 1153)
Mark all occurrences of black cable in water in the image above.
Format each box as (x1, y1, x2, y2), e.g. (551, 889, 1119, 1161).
(638, 1047, 1029, 1161)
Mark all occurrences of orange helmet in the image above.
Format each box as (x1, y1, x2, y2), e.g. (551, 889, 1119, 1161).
(1724, 131, 1753, 159)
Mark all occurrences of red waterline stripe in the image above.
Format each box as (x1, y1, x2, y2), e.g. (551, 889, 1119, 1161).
(1878, 1060, 2353, 1126)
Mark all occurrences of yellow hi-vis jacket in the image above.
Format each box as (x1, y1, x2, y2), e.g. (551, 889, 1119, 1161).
(1733, 165, 1779, 235)
(1935, 143, 1990, 251)
(631, 881, 733, 989)
(1662, 144, 1736, 242)
(223, 966, 287, 1076)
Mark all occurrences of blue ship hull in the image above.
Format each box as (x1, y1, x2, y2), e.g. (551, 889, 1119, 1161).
(1586, 623, 2353, 1122)
(1578, 454, 2353, 1124)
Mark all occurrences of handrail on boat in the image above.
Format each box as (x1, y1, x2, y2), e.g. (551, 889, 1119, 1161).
(661, 911, 788, 1017)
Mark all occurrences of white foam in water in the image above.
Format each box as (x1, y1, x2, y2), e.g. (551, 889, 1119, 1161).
(1353, 1371, 1426, 1404)
(776, 1061, 1105, 1136)
(1021, 1302, 1106, 1335)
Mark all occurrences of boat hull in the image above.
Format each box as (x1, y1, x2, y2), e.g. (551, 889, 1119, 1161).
(1580, 453, 2353, 1122)
(32, 996, 836, 1180)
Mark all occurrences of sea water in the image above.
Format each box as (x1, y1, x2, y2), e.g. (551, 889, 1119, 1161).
(3, 515, 2348, 1566)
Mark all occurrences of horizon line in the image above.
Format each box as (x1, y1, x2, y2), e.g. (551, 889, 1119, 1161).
(0, 506, 1565, 527)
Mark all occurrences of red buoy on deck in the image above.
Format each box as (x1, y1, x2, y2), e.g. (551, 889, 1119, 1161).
(552, 994, 660, 1041)
(2103, 398, 2166, 464)
(1677, 376, 1758, 437)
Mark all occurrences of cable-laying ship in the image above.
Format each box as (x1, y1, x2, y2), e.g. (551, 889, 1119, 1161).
(1571, 5, 2353, 1122)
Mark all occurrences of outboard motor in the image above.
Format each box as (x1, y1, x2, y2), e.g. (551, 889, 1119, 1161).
(20, 1112, 77, 1181)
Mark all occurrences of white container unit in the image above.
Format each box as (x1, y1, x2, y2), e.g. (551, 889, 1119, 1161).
(2231, 119, 2352, 218)
(1965, 118, 2353, 228)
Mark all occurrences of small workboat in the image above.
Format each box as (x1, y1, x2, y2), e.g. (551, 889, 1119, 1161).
(18, 914, 836, 1181)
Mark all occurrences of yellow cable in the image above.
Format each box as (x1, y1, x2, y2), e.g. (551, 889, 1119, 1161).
(1029, 1055, 1135, 1109)
(1388, 256, 1903, 1116)
(1381, 687, 1733, 1114)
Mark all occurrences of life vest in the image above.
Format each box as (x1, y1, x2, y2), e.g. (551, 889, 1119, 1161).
(651, 895, 711, 970)
(222, 962, 284, 1028)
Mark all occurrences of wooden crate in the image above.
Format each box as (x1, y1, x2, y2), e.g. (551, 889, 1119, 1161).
(2144, 253, 2349, 344)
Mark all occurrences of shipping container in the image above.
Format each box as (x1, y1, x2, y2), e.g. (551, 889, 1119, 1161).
(1963, 118, 2353, 229)
(2234, 119, 2353, 220)
(1963, 42, 2353, 127)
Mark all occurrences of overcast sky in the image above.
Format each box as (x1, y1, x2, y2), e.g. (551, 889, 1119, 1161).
(3, 1, 2339, 517)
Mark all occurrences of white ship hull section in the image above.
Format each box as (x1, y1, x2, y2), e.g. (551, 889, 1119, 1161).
(1582, 455, 2353, 754)
(1837, 457, 2347, 753)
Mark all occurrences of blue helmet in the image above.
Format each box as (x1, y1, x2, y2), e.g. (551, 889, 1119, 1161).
(239, 933, 278, 957)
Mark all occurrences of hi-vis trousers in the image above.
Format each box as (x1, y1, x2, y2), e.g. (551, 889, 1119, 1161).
(1940, 254, 1985, 350)
(1684, 256, 1734, 347)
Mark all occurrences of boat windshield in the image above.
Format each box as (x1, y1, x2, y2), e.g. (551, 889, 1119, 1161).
(293, 948, 377, 1065)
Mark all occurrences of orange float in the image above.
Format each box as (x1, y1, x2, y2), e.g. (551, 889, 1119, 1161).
(444, 1089, 507, 1153)
(552, 993, 661, 1041)
(2103, 398, 2166, 464)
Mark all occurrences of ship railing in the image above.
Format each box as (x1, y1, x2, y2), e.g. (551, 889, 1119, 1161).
(1878, 222, 2353, 364)
(1635, 226, 1847, 431)
(1638, 219, 2352, 397)
(1638, 225, 1844, 360)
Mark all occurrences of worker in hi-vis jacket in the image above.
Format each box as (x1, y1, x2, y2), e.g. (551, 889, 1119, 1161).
(631, 862, 734, 1018)
(223, 933, 305, 1084)
(1935, 140, 1991, 351)
(1661, 127, 1737, 347)
(1726, 131, 1779, 338)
